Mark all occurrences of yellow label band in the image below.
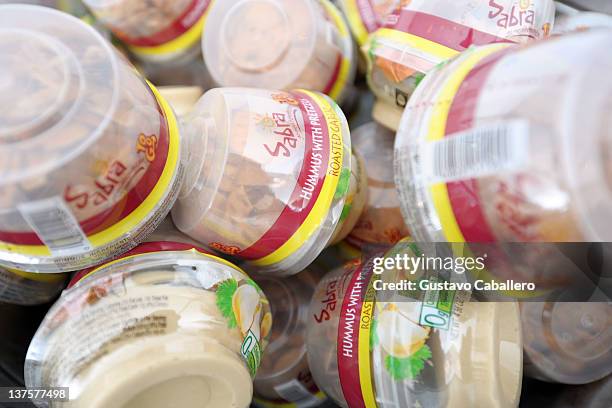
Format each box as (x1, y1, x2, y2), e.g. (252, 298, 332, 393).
(322, 0, 353, 100)
(358, 276, 377, 408)
(374, 28, 459, 61)
(253, 91, 344, 267)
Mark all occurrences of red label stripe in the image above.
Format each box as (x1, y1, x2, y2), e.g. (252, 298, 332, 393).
(238, 91, 331, 260)
(116, 0, 211, 47)
(386, 9, 513, 51)
(445, 50, 511, 242)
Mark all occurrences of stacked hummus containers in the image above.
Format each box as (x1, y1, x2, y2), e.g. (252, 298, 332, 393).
(0, 5, 183, 273)
(366, 0, 555, 129)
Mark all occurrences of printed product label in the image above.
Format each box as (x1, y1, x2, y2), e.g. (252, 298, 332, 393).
(44, 245, 269, 387)
(342, 0, 401, 45)
(119, 0, 213, 56)
(320, 0, 354, 101)
(0, 83, 181, 262)
(419, 44, 512, 243)
(0, 267, 65, 305)
(210, 90, 346, 267)
(254, 379, 326, 408)
(384, 0, 553, 50)
(334, 255, 468, 407)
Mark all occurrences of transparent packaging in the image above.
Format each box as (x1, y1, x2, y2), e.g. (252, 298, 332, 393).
(346, 122, 410, 251)
(366, 0, 556, 129)
(0, 267, 66, 306)
(202, 0, 356, 103)
(306, 241, 523, 408)
(336, 0, 401, 46)
(0, 5, 183, 273)
(83, 0, 212, 62)
(395, 31, 612, 242)
(26, 245, 271, 408)
(253, 267, 329, 408)
(172, 88, 359, 276)
(521, 301, 612, 385)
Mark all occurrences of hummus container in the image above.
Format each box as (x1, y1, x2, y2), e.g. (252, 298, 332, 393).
(83, 0, 213, 62)
(366, 0, 556, 130)
(336, 0, 401, 46)
(306, 240, 523, 408)
(253, 267, 329, 408)
(26, 242, 271, 408)
(346, 122, 409, 251)
(202, 0, 356, 104)
(0, 5, 183, 272)
(0, 267, 66, 306)
(172, 88, 365, 276)
(521, 301, 612, 385)
(395, 31, 612, 242)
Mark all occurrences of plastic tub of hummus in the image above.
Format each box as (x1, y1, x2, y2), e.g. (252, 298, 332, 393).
(172, 88, 367, 276)
(25, 241, 271, 408)
(346, 122, 410, 251)
(82, 0, 213, 62)
(306, 240, 523, 408)
(395, 31, 612, 243)
(0, 267, 66, 306)
(0, 5, 183, 273)
(521, 301, 612, 385)
(202, 0, 356, 104)
(366, 0, 556, 130)
(252, 266, 329, 408)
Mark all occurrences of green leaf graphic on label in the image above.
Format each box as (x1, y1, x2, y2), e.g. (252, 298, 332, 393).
(334, 168, 351, 200)
(370, 317, 379, 349)
(384, 344, 432, 381)
(216, 278, 238, 329)
(413, 72, 426, 88)
(340, 203, 352, 222)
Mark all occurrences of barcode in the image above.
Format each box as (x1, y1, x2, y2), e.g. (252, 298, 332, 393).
(423, 120, 530, 183)
(18, 197, 92, 256)
(274, 380, 322, 408)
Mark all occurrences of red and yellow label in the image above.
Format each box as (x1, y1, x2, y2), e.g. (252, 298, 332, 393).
(120, 0, 213, 57)
(425, 44, 510, 243)
(225, 90, 346, 267)
(321, 0, 353, 101)
(0, 82, 181, 258)
(342, 0, 391, 45)
(337, 263, 377, 408)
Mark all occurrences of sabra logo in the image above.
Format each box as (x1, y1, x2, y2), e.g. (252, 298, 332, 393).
(488, 0, 535, 29)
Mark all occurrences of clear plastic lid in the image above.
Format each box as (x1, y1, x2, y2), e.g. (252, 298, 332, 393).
(522, 300, 612, 385)
(0, 5, 183, 272)
(83, 0, 211, 61)
(253, 267, 328, 407)
(554, 11, 612, 35)
(172, 88, 353, 276)
(306, 241, 523, 408)
(395, 31, 612, 242)
(365, 0, 556, 128)
(346, 122, 409, 250)
(26, 247, 271, 408)
(202, 0, 355, 102)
